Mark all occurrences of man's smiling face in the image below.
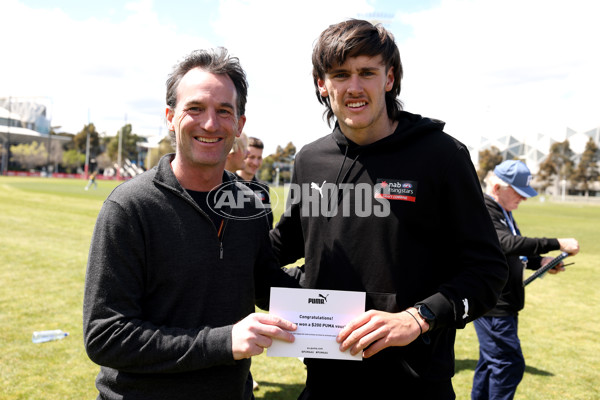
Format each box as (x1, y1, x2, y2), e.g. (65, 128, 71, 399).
(166, 67, 245, 171)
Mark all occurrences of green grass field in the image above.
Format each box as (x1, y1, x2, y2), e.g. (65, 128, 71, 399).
(0, 176, 598, 399)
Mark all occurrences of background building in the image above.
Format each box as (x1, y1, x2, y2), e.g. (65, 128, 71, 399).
(1, 97, 70, 175)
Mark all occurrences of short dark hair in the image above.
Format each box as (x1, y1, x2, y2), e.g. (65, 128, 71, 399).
(247, 137, 264, 150)
(312, 19, 403, 126)
(166, 48, 248, 144)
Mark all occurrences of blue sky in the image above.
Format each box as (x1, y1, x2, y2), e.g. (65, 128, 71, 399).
(2, 0, 599, 155)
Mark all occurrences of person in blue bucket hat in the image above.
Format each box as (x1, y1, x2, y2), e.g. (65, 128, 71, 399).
(472, 160, 580, 400)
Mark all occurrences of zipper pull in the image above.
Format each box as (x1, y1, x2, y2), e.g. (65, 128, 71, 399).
(217, 219, 225, 260)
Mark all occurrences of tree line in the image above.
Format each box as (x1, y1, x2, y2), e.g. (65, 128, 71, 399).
(257, 138, 600, 195)
(258, 141, 296, 183)
(4, 121, 294, 180)
(4, 123, 173, 175)
(8, 125, 598, 195)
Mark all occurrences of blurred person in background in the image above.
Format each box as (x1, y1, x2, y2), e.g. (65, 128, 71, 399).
(472, 160, 579, 400)
(225, 131, 248, 173)
(237, 136, 273, 227)
(84, 170, 98, 190)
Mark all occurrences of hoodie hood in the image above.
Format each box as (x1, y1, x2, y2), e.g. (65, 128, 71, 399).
(328, 111, 446, 188)
(331, 111, 446, 153)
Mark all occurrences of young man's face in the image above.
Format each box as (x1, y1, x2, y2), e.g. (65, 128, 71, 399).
(317, 55, 394, 144)
(242, 146, 263, 178)
(166, 67, 245, 170)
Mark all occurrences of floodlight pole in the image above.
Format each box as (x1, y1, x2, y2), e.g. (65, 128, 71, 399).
(117, 129, 122, 180)
(45, 98, 54, 177)
(84, 130, 90, 180)
(117, 114, 126, 180)
(84, 109, 90, 179)
(2, 97, 12, 175)
(47, 130, 51, 176)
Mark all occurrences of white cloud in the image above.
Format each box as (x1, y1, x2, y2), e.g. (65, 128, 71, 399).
(3, 0, 598, 157)
(211, 0, 376, 153)
(398, 0, 600, 147)
(1, 0, 210, 138)
(2, 0, 378, 154)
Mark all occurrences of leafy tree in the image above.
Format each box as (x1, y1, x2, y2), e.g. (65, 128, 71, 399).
(537, 140, 575, 191)
(62, 149, 85, 173)
(106, 124, 145, 163)
(10, 141, 48, 170)
(46, 139, 64, 171)
(143, 136, 175, 169)
(279, 168, 292, 183)
(43, 128, 65, 172)
(259, 154, 275, 182)
(477, 146, 504, 184)
(73, 123, 101, 155)
(259, 141, 296, 183)
(279, 142, 296, 160)
(571, 138, 599, 196)
(95, 152, 114, 171)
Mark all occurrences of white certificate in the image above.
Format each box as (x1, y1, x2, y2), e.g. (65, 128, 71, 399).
(267, 287, 365, 361)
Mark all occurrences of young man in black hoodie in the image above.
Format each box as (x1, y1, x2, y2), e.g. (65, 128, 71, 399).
(270, 19, 509, 399)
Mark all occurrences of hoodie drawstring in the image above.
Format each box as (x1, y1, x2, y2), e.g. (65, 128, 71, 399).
(327, 145, 363, 214)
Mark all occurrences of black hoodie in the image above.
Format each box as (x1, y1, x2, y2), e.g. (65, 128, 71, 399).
(270, 111, 508, 395)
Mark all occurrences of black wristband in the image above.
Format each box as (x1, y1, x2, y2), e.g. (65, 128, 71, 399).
(403, 310, 423, 337)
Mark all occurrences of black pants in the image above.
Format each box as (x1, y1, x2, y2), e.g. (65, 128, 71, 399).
(297, 358, 455, 400)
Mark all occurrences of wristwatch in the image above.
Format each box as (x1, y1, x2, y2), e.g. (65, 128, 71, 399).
(416, 304, 436, 332)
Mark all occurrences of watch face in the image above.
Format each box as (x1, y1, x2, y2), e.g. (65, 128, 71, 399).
(419, 305, 435, 321)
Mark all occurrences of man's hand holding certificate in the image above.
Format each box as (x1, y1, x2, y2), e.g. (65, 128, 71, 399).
(268, 287, 366, 361)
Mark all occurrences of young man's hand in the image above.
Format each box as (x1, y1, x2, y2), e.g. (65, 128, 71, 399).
(336, 308, 427, 358)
